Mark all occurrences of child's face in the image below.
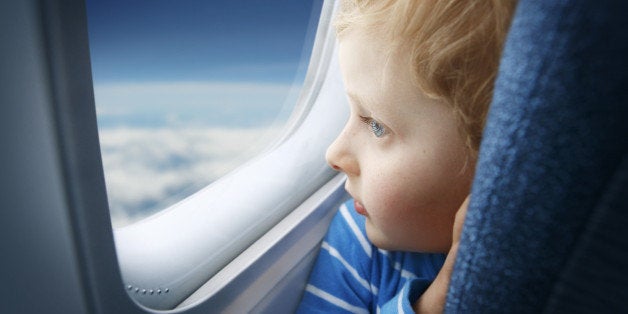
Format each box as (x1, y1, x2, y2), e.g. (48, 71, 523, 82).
(327, 29, 474, 253)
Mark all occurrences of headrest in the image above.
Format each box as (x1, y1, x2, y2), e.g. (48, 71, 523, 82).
(446, 0, 628, 312)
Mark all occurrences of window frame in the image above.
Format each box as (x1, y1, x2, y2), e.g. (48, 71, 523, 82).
(105, 0, 348, 311)
(1, 0, 348, 312)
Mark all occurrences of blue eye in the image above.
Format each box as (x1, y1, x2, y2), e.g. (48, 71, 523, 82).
(359, 116, 387, 137)
(370, 120, 386, 137)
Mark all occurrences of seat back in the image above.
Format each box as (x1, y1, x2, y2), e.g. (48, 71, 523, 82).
(446, 1, 628, 312)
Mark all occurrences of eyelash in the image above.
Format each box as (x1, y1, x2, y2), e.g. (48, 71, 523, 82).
(360, 116, 387, 138)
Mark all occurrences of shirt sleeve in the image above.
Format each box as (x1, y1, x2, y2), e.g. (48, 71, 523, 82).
(296, 201, 376, 314)
(379, 278, 431, 314)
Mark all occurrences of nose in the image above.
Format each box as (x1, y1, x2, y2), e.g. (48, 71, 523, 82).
(325, 125, 359, 176)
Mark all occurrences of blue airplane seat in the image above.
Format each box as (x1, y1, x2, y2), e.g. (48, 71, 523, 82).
(446, 1, 628, 313)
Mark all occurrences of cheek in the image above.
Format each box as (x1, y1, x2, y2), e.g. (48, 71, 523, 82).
(370, 157, 426, 197)
(365, 153, 463, 224)
(366, 167, 417, 215)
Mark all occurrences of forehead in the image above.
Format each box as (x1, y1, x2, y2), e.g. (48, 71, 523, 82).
(338, 30, 400, 99)
(338, 29, 423, 119)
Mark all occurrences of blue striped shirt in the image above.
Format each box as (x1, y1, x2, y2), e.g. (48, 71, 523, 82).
(297, 200, 446, 313)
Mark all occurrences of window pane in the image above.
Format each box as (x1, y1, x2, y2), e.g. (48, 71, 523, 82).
(86, 0, 322, 227)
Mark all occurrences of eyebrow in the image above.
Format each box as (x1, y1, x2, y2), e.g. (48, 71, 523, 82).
(346, 90, 395, 126)
(346, 91, 375, 110)
(346, 90, 402, 135)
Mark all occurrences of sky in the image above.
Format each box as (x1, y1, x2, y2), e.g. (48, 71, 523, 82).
(86, 0, 322, 226)
(87, 0, 320, 83)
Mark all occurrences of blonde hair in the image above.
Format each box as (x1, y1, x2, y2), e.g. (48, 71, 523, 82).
(336, 0, 516, 155)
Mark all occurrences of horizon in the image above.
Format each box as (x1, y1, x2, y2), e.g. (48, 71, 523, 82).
(86, 0, 322, 226)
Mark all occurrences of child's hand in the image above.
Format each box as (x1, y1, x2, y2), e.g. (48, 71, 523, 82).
(414, 195, 470, 313)
(452, 195, 470, 247)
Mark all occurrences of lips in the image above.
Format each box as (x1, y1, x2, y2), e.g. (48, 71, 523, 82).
(354, 199, 368, 216)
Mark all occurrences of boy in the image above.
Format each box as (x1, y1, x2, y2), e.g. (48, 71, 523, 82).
(297, 0, 516, 313)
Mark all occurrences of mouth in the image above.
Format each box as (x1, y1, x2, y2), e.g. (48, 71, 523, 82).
(353, 199, 368, 216)
(345, 183, 368, 216)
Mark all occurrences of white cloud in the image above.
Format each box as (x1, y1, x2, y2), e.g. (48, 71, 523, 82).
(94, 81, 296, 112)
(99, 126, 282, 227)
(93, 80, 303, 226)
(93, 81, 303, 131)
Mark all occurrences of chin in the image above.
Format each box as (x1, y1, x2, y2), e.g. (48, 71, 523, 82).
(365, 226, 401, 251)
(370, 239, 397, 251)
(366, 225, 450, 253)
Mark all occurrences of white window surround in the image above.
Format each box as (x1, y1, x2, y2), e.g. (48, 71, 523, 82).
(177, 173, 349, 312)
(112, 0, 349, 310)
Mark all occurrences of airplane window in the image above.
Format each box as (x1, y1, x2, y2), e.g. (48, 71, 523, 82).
(86, 0, 322, 227)
(86, 0, 345, 309)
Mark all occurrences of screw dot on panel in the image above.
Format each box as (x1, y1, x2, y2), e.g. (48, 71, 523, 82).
(125, 284, 171, 296)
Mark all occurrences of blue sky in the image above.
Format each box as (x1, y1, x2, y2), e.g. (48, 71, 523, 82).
(86, 0, 322, 83)
(86, 0, 322, 129)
